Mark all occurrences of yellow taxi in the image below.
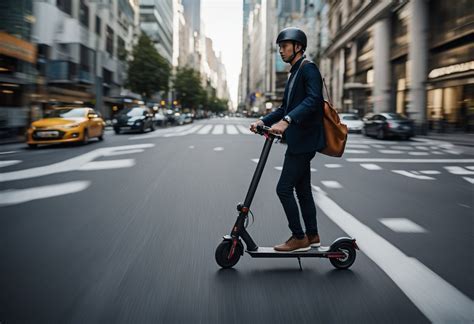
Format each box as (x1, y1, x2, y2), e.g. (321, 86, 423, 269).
(27, 107, 105, 148)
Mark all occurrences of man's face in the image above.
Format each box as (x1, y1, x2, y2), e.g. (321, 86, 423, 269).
(278, 41, 302, 63)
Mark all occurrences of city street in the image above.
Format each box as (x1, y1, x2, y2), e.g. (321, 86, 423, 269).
(0, 117, 472, 323)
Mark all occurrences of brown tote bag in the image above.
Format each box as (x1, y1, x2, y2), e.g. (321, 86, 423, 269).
(318, 79, 348, 157)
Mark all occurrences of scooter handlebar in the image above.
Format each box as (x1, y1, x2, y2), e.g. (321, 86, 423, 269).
(256, 125, 282, 139)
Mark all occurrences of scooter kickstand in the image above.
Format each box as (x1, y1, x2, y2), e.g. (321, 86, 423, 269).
(297, 257, 303, 271)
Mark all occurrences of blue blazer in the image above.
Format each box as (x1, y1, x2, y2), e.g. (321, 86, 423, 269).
(262, 58, 326, 155)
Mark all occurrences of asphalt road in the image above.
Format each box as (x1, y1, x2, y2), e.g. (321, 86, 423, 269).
(1, 118, 472, 323)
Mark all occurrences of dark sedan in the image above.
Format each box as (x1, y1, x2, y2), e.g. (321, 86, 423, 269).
(363, 113, 415, 140)
(113, 107, 155, 134)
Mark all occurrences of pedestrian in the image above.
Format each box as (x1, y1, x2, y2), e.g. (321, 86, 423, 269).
(250, 27, 326, 252)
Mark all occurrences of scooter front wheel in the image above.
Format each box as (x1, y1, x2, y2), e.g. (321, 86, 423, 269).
(329, 242, 356, 269)
(215, 240, 242, 269)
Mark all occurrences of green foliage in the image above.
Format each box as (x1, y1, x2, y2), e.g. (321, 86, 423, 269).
(126, 34, 171, 101)
(173, 67, 228, 112)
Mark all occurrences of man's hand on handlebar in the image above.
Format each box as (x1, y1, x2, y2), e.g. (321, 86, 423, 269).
(250, 120, 264, 133)
(269, 120, 289, 136)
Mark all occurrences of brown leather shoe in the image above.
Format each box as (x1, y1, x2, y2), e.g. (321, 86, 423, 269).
(307, 234, 321, 247)
(274, 235, 311, 252)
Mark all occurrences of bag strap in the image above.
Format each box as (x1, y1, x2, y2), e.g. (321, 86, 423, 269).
(286, 58, 308, 108)
(322, 78, 333, 106)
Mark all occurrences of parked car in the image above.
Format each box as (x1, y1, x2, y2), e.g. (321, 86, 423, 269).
(153, 112, 167, 127)
(26, 107, 105, 148)
(339, 113, 364, 133)
(362, 113, 415, 140)
(113, 106, 155, 134)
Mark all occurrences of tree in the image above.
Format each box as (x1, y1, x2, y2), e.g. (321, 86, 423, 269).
(173, 67, 206, 110)
(126, 34, 170, 102)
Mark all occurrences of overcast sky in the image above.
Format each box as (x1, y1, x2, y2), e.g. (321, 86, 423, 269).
(201, 0, 243, 108)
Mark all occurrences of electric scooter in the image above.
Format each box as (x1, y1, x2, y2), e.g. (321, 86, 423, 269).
(215, 125, 358, 270)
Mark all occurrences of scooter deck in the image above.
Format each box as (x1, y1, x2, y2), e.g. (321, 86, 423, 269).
(246, 246, 331, 258)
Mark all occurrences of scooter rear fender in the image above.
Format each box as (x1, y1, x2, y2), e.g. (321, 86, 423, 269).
(329, 237, 359, 251)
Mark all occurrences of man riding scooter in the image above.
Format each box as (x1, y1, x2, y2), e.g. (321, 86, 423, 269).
(250, 27, 326, 252)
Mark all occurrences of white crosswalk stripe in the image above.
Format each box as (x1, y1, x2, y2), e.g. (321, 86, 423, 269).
(197, 124, 213, 134)
(0, 160, 22, 168)
(226, 125, 239, 135)
(212, 124, 224, 134)
(236, 124, 252, 134)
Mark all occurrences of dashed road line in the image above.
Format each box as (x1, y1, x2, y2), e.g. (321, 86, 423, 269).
(0, 181, 91, 207)
(392, 170, 436, 180)
(444, 166, 474, 175)
(78, 159, 135, 171)
(321, 180, 343, 189)
(0, 160, 22, 168)
(360, 163, 382, 170)
(379, 218, 427, 233)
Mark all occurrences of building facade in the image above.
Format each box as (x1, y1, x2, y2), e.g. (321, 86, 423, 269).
(323, 0, 473, 133)
(0, 0, 37, 140)
(32, 0, 139, 119)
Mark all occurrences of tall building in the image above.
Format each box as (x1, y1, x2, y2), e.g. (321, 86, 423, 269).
(140, 0, 174, 65)
(181, 0, 201, 35)
(32, 0, 139, 119)
(0, 0, 37, 141)
(322, 0, 473, 133)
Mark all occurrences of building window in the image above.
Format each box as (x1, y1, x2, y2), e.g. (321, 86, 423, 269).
(106, 26, 114, 56)
(79, 0, 89, 28)
(95, 16, 101, 36)
(57, 0, 72, 15)
(117, 37, 126, 61)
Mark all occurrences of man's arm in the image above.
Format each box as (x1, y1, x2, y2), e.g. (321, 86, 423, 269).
(261, 102, 286, 126)
(286, 63, 323, 124)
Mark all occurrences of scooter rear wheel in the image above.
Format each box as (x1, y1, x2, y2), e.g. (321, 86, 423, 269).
(329, 242, 356, 269)
(215, 240, 242, 269)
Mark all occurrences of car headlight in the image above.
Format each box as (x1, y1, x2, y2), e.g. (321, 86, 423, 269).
(64, 123, 81, 129)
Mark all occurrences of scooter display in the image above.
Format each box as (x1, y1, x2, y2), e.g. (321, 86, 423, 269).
(215, 125, 358, 270)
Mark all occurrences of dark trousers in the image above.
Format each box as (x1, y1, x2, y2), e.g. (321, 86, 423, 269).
(276, 151, 318, 239)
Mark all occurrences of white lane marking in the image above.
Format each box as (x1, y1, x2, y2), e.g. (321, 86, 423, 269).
(0, 181, 90, 207)
(459, 203, 471, 208)
(392, 170, 436, 180)
(275, 166, 283, 171)
(0, 151, 17, 155)
(466, 166, 474, 171)
(462, 177, 474, 184)
(380, 218, 427, 233)
(103, 149, 145, 156)
(0, 144, 154, 182)
(325, 164, 342, 168)
(129, 125, 194, 140)
(347, 158, 474, 163)
(432, 151, 444, 155)
(226, 125, 239, 135)
(321, 180, 343, 189)
(392, 146, 413, 150)
(310, 168, 317, 172)
(197, 124, 213, 134)
(379, 150, 404, 154)
(213, 147, 224, 151)
(415, 146, 430, 150)
(445, 150, 462, 155)
(444, 166, 474, 175)
(251, 158, 259, 163)
(78, 159, 135, 171)
(371, 144, 385, 148)
(164, 125, 202, 137)
(360, 163, 382, 170)
(312, 187, 474, 322)
(0, 160, 22, 168)
(345, 144, 370, 149)
(419, 170, 441, 175)
(236, 124, 252, 134)
(408, 152, 430, 156)
(212, 125, 224, 135)
(189, 145, 195, 149)
(345, 149, 369, 154)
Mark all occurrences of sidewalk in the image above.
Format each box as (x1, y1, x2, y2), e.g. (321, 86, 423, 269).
(418, 132, 474, 148)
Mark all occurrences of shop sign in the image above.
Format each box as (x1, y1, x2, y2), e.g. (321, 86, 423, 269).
(428, 61, 474, 79)
(0, 32, 36, 64)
